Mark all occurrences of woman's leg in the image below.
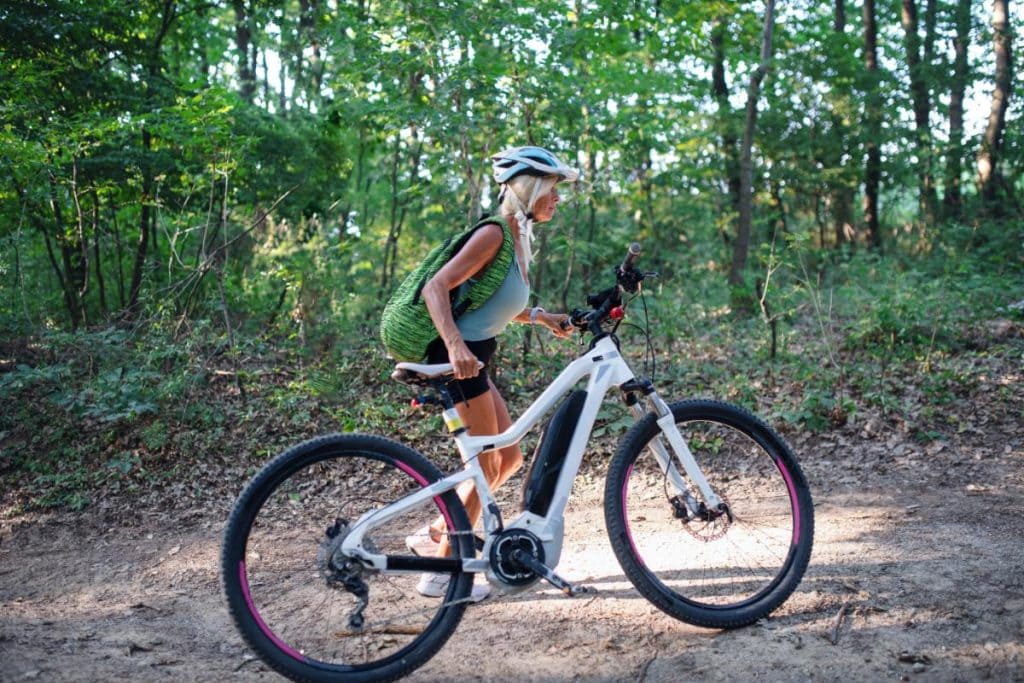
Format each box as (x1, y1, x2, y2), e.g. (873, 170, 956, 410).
(434, 380, 523, 557)
(484, 378, 523, 489)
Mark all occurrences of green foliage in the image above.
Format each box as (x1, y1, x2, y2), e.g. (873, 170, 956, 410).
(2, 0, 1024, 513)
(0, 362, 73, 393)
(779, 389, 858, 433)
(3, 0, 1022, 337)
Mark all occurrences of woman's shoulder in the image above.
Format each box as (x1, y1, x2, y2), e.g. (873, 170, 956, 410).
(466, 217, 509, 249)
(450, 220, 505, 267)
(474, 214, 509, 233)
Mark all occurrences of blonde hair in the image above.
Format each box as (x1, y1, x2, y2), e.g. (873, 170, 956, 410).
(499, 175, 559, 272)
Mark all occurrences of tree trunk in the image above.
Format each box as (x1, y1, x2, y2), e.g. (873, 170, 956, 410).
(90, 189, 107, 314)
(977, 0, 1013, 206)
(300, 0, 323, 103)
(712, 19, 742, 224)
(581, 148, 598, 289)
(380, 129, 422, 294)
(232, 0, 256, 103)
(278, 35, 288, 115)
(261, 46, 270, 105)
(901, 0, 939, 225)
(44, 166, 87, 328)
(70, 157, 90, 325)
(944, 0, 972, 217)
(381, 137, 403, 294)
(16, 181, 78, 328)
(862, 0, 883, 249)
(728, 0, 775, 288)
(923, 0, 938, 60)
(829, 0, 855, 247)
(150, 176, 160, 283)
(110, 205, 126, 309)
(127, 127, 152, 313)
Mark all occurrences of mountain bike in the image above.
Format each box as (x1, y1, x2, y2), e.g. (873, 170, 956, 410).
(221, 243, 814, 683)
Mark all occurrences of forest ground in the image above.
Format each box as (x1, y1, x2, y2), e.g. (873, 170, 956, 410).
(1, 338, 1023, 682)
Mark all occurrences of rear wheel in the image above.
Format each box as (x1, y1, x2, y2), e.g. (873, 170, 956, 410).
(605, 400, 813, 628)
(222, 434, 474, 682)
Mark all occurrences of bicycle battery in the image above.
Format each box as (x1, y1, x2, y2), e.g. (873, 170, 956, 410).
(520, 389, 587, 516)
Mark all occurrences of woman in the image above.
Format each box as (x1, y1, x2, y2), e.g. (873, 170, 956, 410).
(408, 146, 579, 600)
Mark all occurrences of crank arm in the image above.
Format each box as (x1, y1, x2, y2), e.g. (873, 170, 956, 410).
(509, 549, 594, 597)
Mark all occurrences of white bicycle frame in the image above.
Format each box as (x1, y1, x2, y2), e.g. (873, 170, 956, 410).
(341, 335, 723, 580)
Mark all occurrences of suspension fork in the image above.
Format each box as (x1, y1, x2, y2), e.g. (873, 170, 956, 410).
(624, 389, 723, 512)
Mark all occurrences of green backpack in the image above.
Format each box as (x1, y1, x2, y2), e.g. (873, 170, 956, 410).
(380, 216, 515, 362)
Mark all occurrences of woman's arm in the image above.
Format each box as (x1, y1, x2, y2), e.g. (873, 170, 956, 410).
(514, 307, 572, 339)
(421, 223, 504, 379)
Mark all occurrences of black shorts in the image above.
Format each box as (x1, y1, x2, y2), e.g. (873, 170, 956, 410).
(425, 337, 498, 402)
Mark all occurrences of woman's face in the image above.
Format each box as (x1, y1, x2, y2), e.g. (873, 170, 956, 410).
(532, 183, 560, 223)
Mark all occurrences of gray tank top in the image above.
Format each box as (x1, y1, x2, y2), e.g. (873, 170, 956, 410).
(456, 258, 530, 341)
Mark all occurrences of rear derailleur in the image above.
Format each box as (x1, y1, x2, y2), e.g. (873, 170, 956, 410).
(319, 518, 369, 630)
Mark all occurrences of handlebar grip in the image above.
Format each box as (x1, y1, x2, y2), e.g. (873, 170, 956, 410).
(621, 242, 641, 271)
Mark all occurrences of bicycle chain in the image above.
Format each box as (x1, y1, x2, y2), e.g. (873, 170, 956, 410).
(336, 528, 521, 632)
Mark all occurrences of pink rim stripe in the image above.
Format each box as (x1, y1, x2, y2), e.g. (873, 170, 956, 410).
(239, 561, 306, 662)
(776, 460, 801, 543)
(621, 464, 643, 565)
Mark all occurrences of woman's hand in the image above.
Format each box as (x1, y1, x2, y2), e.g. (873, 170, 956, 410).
(447, 337, 484, 379)
(538, 311, 573, 339)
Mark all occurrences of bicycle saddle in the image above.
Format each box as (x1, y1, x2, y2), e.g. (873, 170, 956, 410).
(391, 361, 484, 384)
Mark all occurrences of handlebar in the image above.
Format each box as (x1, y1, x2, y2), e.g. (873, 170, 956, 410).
(621, 242, 641, 272)
(568, 242, 654, 338)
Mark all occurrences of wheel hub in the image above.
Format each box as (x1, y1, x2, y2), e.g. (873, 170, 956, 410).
(679, 497, 733, 542)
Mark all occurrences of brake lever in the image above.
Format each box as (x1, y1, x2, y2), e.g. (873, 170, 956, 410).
(616, 267, 645, 294)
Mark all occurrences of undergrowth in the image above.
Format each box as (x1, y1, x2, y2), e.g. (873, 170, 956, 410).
(1, 228, 1022, 514)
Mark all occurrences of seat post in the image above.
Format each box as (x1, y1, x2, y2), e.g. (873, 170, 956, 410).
(433, 382, 467, 436)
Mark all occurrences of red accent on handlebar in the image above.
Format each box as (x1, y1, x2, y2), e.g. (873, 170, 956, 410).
(610, 306, 625, 320)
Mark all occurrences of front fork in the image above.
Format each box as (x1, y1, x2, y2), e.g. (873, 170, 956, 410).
(625, 391, 724, 517)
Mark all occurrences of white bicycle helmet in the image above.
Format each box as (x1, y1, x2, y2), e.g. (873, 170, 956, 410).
(491, 146, 580, 184)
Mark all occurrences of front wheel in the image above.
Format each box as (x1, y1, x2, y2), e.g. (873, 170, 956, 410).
(605, 400, 814, 629)
(221, 433, 475, 683)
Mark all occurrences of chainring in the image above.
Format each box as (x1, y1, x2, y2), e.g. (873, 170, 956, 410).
(489, 528, 545, 586)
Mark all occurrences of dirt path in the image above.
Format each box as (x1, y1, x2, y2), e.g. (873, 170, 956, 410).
(2, 424, 1023, 683)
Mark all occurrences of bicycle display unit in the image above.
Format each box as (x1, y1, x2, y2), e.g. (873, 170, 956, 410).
(221, 243, 815, 683)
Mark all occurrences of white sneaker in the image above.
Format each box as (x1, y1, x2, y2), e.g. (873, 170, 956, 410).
(405, 525, 440, 557)
(416, 573, 490, 602)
